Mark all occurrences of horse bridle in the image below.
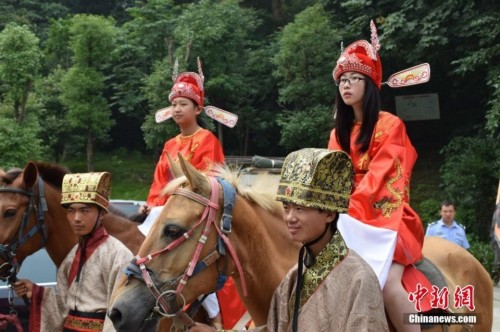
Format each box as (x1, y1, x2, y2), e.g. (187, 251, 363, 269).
(0, 178, 48, 283)
(124, 176, 248, 329)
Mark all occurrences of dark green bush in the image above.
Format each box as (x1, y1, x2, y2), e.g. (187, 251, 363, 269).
(440, 132, 500, 241)
(418, 198, 441, 228)
(468, 235, 498, 284)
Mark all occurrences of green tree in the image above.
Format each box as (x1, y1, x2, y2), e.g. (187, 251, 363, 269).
(440, 132, 500, 240)
(0, 23, 42, 122)
(272, 4, 338, 150)
(35, 66, 74, 162)
(381, 0, 499, 140)
(61, 67, 113, 170)
(0, 116, 46, 168)
(450, 10, 500, 138)
(0, 0, 68, 35)
(44, 18, 73, 70)
(141, 0, 264, 155)
(172, 0, 263, 154)
(107, 0, 181, 152)
(109, 0, 180, 119)
(60, 15, 118, 171)
(141, 58, 178, 151)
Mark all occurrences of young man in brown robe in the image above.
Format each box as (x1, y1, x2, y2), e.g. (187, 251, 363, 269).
(190, 148, 388, 332)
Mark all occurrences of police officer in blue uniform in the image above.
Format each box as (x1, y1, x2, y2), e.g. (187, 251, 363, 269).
(426, 201, 470, 249)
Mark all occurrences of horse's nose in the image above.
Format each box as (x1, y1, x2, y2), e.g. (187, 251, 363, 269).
(108, 307, 123, 327)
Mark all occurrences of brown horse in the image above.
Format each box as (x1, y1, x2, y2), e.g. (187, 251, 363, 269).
(109, 156, 493, 331)
(0, 161, 212, 331)
(0, 161, 145, 273)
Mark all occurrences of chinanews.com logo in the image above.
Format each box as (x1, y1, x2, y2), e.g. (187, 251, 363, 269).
(404, 283, 480, 325)
(405, 313, 480, 325)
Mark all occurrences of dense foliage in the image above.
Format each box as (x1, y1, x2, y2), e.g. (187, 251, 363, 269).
(439, 132, 500, 240)
(0, 0, 498, 244)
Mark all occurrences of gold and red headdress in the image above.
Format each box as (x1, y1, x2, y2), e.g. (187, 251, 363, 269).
(333, 20, 383, 89)
(61, 172, 111, 212)
(156, 58, 238, 128)
(168, 59, 205, 107)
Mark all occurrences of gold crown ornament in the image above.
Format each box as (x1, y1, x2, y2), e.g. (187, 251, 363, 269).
(61, 172, 111, 212)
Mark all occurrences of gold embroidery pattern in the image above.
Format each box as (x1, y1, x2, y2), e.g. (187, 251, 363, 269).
(61, 172, 111, 212)
(373, 158, 403, 217)
(187, 141, 199, 162)
(175, 130, 201, 162)
(357, 152, 370, 171)
(63, 315, 104, 331)
(289, 232, 348, 315)
(276, 149, 353, 213)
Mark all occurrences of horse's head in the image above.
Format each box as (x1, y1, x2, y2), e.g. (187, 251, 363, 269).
(0, 161, 46, 281)
(110, 154, 243, 331)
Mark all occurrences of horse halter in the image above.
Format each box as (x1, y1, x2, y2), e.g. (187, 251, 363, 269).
(125, 176, 247, 328)
(0, 179, 48, 283)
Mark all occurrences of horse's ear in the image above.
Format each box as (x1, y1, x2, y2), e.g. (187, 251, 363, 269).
(177, 153, 207, 192)
(0, 168, 7, 186)
(167, 152, 183, 179)
(23, 161, 39, 190)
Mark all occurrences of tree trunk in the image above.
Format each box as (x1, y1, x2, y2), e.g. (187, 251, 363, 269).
(166, 37, 173, 66)
(14, 99, 21, 122)
(271, 0, 285, 22)
(184, 39, 192, 63)
(14, 81, 32, 122)
(243, 124, 249, 156)
(86, 129, 94, 171)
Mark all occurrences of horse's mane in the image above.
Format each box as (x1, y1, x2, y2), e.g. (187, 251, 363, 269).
(0, 161, 69, 190)
(2, 168, 23, 183)
(31, 161, 70, 189)
(162, 166, 283, 217)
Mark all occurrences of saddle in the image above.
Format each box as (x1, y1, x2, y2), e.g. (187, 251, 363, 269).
(413, 258, 451, 330)
(415, 257, 447, 291)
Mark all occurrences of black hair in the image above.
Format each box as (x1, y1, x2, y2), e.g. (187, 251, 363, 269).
(196, 116, 208, 129)
(441, 200, 455, 208)
(330, 212, 339, 232)
(317, 209, 340, 233)
(334, 74, 380, 154)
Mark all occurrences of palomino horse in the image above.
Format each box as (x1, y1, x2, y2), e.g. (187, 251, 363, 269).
(110, 156, 298, 331)
(0, 161, 145, 276)
(109, 156, 493, 331)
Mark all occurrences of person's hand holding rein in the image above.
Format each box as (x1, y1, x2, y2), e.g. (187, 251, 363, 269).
(138, 203, 151, 215)
(12, 279, 34, 300)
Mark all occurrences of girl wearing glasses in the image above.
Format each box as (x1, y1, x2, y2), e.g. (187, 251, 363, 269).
(328, 22, 426, 332)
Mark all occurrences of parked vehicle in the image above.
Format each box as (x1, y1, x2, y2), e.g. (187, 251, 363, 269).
(109, 199, 146, 219)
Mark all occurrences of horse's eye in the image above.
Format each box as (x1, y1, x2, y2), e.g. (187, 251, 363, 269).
(163, 225, 185, 239)
(3, 209, 16, 218)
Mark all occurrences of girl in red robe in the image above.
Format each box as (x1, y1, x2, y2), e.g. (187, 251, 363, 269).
(328, 22, 425, 332)
(139, 59, 246, 330)
(142, 69, 224, 209)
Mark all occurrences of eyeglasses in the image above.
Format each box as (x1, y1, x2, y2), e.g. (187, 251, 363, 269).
(335, 76, 365, 86)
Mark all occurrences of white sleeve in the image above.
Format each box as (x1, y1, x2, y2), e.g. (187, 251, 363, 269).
(199, 293, 220, 319)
